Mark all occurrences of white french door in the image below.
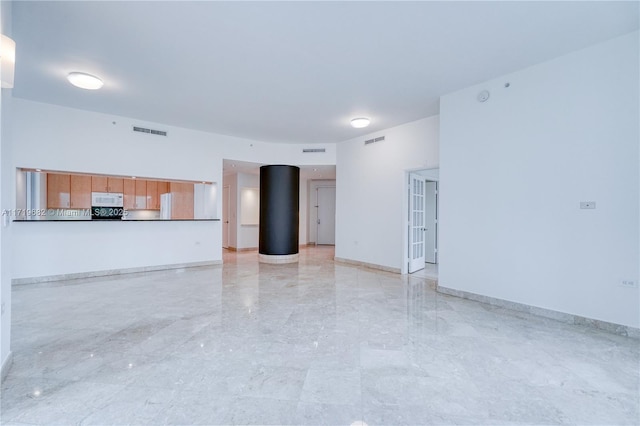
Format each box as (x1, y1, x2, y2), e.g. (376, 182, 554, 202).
(408, 173, 426, 273)
(424, 181, 437, 264)
(222, 185, 230, 248)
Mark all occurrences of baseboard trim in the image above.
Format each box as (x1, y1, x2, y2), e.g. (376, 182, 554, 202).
(334, 257, 401, 274)
(12, 260, 223, 285)
(1, 351, 13, 382)
(437, 285, 640, 339)
(226, 247, 257, 252)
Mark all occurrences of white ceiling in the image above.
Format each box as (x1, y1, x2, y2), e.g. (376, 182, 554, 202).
(11, 1, 639, 144)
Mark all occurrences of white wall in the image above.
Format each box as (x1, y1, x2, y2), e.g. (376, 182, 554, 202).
(439, 31, 639, 328)
(194, 183, 217, 219)
(0, 0, 13, 374)
(236, 172, 260, 249)
(11, 99, 336, 272)
(12, 221, 219, 279)
(335, 116, 439, 271)
(299, 176, 308, 245)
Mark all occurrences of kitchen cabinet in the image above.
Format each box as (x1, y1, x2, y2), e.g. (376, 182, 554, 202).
(92, 176, 124, 193)
(70, 175, 91, 208)
(108, 178, 124, 193)
(157, 181, 169, 197)
(146, 181, 158, 210)
(144, 180, 169, 210)
(47, 173, 70, 208)
(170, 182, 194, 219)
(91, 176, 108, 192)
(124, 179, 150, 210)
(135, 179, 147, 209)
(47, 173, 92, 209)
(123, 179, 136, 209)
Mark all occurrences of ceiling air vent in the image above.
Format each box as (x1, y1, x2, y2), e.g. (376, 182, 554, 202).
(302, 148, 326, 153)
(364, 136, 385, 145)
(133, 126, 167, 137)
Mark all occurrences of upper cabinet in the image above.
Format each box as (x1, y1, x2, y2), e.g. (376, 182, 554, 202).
(47, 173, 91, 209)
(92, 176, 124, 193)
(124, 178, 147, 209)
(91, 176, 108, 192)
(108, 178, 124, 193)
(70, 175, 91, 208)
(145, 180, 169, 210)
(39, 171, 203, 217)
(123, 178, 136, 209)
(122, 179, 169, 210)
(135, 179, 147, 209)
(47, 173, 70, 208)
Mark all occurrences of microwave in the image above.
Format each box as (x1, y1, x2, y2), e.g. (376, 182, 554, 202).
(92, 192, 124, 220)
(91, 192, 123, 207)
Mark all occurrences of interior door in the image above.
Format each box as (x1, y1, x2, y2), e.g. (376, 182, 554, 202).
(317, 186, 336, 245)
(408, 173, 425, 273)
(222, 185, 230, 248)
(424, 181, 437, 263)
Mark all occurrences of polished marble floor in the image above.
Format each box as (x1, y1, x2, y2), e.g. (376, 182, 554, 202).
(2, 247, 638, 425)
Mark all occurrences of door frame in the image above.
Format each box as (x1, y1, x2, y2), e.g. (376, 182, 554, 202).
(424, 180, 438, 264)
(401, 167, 440, 275)
(222, 185, 230, 248)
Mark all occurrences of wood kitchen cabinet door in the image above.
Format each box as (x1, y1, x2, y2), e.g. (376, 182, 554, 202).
(135, 179, 147, 209)
(123, 178, 136, 209)
(107, 178, 124, 193)
(70, 175, 91, 208)
(157, 181, 169, 197)
(47, 173, 71, 208)
(170, 182, 194, 219)
(146, 180, 159, 210)
(91, 176, 109, 192)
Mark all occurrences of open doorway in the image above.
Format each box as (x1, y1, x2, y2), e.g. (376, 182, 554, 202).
(405, 168, 439, 278)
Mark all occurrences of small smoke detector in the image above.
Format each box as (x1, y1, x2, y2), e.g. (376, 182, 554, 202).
(477, 90, 490, 102)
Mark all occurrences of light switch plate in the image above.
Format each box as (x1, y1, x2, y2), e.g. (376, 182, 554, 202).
(580, 201, 596, 209)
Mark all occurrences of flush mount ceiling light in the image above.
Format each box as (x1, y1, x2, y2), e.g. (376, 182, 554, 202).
(1, 34, 16, 89)
(67, 72, 103, 90)
(350, 117, 370, 129)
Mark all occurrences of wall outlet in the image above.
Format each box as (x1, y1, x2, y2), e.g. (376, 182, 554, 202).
(620, 280, 638, 288)
(580, 201, 596, 209)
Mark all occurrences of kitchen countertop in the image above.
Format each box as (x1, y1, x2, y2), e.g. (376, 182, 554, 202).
(13, 218, 221, 222)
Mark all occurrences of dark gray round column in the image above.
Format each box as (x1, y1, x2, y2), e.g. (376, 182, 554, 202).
(259, 165, 300, 264)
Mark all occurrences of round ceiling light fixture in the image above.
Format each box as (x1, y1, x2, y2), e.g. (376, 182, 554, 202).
(67, 72, 104, 90)
(350, 117, 370, 129)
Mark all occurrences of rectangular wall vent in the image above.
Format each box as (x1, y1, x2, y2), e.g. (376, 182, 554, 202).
(133, 126, 167, 137)
(302, 148, 326, 153)
(364, 136, 385, 145)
